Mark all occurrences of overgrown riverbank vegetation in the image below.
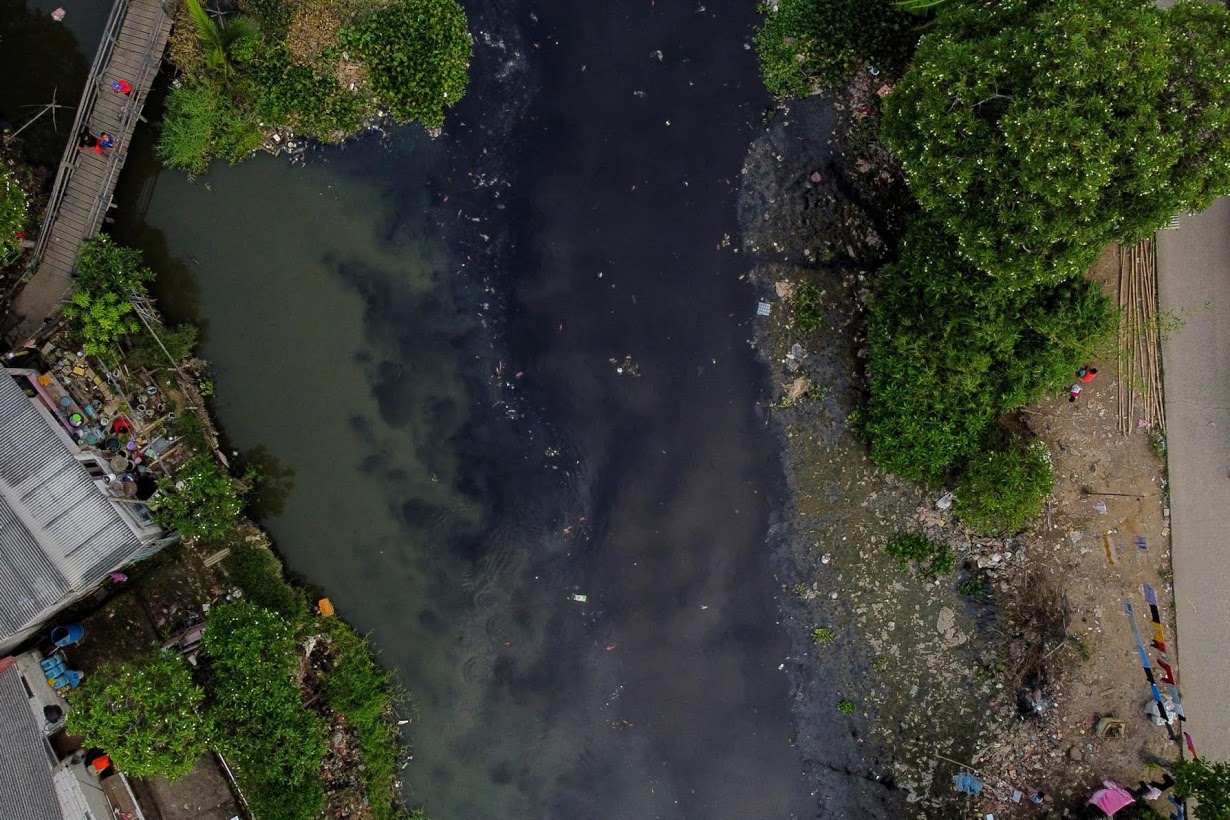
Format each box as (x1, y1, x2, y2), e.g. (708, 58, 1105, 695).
(756, 0, 1230, 534)
(50, 235, 417, 818)
(159, 0, 472, 175)
(69, 552, 415, 819)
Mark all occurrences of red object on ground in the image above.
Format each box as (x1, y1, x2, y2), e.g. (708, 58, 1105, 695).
(1079, 367, 1099, 383)
(91, 754, 110, 772)
(110, 417, 132, 433)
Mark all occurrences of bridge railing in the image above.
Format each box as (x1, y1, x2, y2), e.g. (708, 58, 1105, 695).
(21, 0, 133, 287)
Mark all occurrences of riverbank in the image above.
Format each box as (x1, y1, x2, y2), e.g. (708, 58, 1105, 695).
(1, 312, 419, 818)
(743, 82, 1184, 817)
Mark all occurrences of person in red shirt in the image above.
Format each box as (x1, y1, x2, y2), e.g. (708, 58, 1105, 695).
(1078, 366, 1098, 383)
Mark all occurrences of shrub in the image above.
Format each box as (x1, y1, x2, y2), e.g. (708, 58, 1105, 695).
(341, 0, 472, 129)
(885, 533, 953, 579)
(223, 540, 307, 622)
(253, 50, 369, 139)
(320, 619, 403, 818)
(754, 0, 916, 97)
(0, 169, 27, 257)
(836, 698, 857, 715)
(956, 437, 1053, 536)
(202, 601, 327, 820)
(64, 236, 154, 364)
(863, 216, 1115, 481)
(1175, 758, 1230, 819)
(67, 652, 210, 780)
(126, 321, 199, 369)
(153, 453, 245, 541)
(157, 82, 263, 176)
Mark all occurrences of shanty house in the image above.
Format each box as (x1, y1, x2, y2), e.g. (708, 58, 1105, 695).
(0, 370, 163, 652)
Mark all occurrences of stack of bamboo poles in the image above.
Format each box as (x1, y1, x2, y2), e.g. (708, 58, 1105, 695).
(1117, 238, 1166, 436)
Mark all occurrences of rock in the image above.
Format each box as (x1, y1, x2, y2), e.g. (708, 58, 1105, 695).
(1067, 746, 1084, 762)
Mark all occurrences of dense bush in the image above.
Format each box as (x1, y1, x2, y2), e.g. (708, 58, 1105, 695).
(321, 619, 403, 819)
(67, 652, 211, 780)
(863, 217, 1115, 481)
(754, 0, 916, 96)
(160, 0, 471, 175)
(64, 236, 154, 364)
(223, 540, 308, 621)
(882, 0, 1230, 284)
(252, 50, 368, 138)
(340, 0, 472, 129)
(956, 436, 1053, 535)
(1175, 758, 1230, 819)
(202, 601, 327, 820)
(153, 453, 245, 541)
(157, 83, 263, 176)
(0, 169, 27, 258)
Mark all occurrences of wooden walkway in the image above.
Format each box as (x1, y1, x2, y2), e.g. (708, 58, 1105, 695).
(8, 0, 172, 344)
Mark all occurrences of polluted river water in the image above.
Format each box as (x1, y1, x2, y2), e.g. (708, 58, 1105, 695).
(104, 0, 893, 816)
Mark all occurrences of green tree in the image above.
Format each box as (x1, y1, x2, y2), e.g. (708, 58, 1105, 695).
(1175, 758, 1230, 819)
(863, 216, 1114, 480)
(882, 0, 1230, 284)
(64, 236, 154, 364)
(0, 168, 27, 259)
(201, 601, 327, 820)
(183, 0, 261, 75)
(66, 653, 210, 780)
(153, 453, 245, 540)
(340, 0, 472, 129)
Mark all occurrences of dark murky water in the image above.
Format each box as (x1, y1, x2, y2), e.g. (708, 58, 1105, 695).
(99, 0, 859, 816)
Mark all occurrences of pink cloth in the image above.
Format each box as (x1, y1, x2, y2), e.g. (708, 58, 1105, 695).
(1089, 780, 1135, 816)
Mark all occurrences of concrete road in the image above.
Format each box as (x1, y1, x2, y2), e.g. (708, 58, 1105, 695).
(1156, 197, 1230, 763)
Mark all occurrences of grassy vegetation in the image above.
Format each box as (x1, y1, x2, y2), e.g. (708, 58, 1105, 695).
(811, 626, 837, 645)
(884, 532, 953, 579)
(792, 283, 823, 332)
(153, 453, 247, 541)
(160, 0, 472, 174)
(836, 698, 857, 715)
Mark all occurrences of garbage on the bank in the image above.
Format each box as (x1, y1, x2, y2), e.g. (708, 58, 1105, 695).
(757, 301, 771, 316)
(570, 593, 588, 603)
(935, 492, 954, 511)
(952, 773, 984, 796)
(1088, 780, 1135, 815)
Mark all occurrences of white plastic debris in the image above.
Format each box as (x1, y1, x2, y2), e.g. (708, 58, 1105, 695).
(757, 301, 771, 316)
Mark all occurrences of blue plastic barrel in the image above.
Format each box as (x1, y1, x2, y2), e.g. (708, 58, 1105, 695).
(50, 670, 83, 690)
(50, 623, 84, 647)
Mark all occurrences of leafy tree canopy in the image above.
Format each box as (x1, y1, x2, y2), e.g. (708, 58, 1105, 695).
(863, 216, 1114, 481)
(66, 652, 211, 780)
(153, 452, 245, 541)
(882, 0, 1230, 284)
(1175, 758, 1230, 819)
(64, 235, 154, 364)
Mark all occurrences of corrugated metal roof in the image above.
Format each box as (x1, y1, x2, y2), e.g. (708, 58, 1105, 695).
(0, 373, 142, 639)
(0, 665, 62, 820)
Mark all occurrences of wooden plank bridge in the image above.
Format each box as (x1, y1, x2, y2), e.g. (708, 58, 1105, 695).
(8, 0, 172, 344)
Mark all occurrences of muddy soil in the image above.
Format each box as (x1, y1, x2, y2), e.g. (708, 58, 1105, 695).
(740, 87, 1183, 818)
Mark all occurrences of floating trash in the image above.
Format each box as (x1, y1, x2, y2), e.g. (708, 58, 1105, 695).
(757, 301, 771, 316)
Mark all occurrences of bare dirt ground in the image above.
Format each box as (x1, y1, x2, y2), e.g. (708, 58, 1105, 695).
(741, 82, 1184, 817)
